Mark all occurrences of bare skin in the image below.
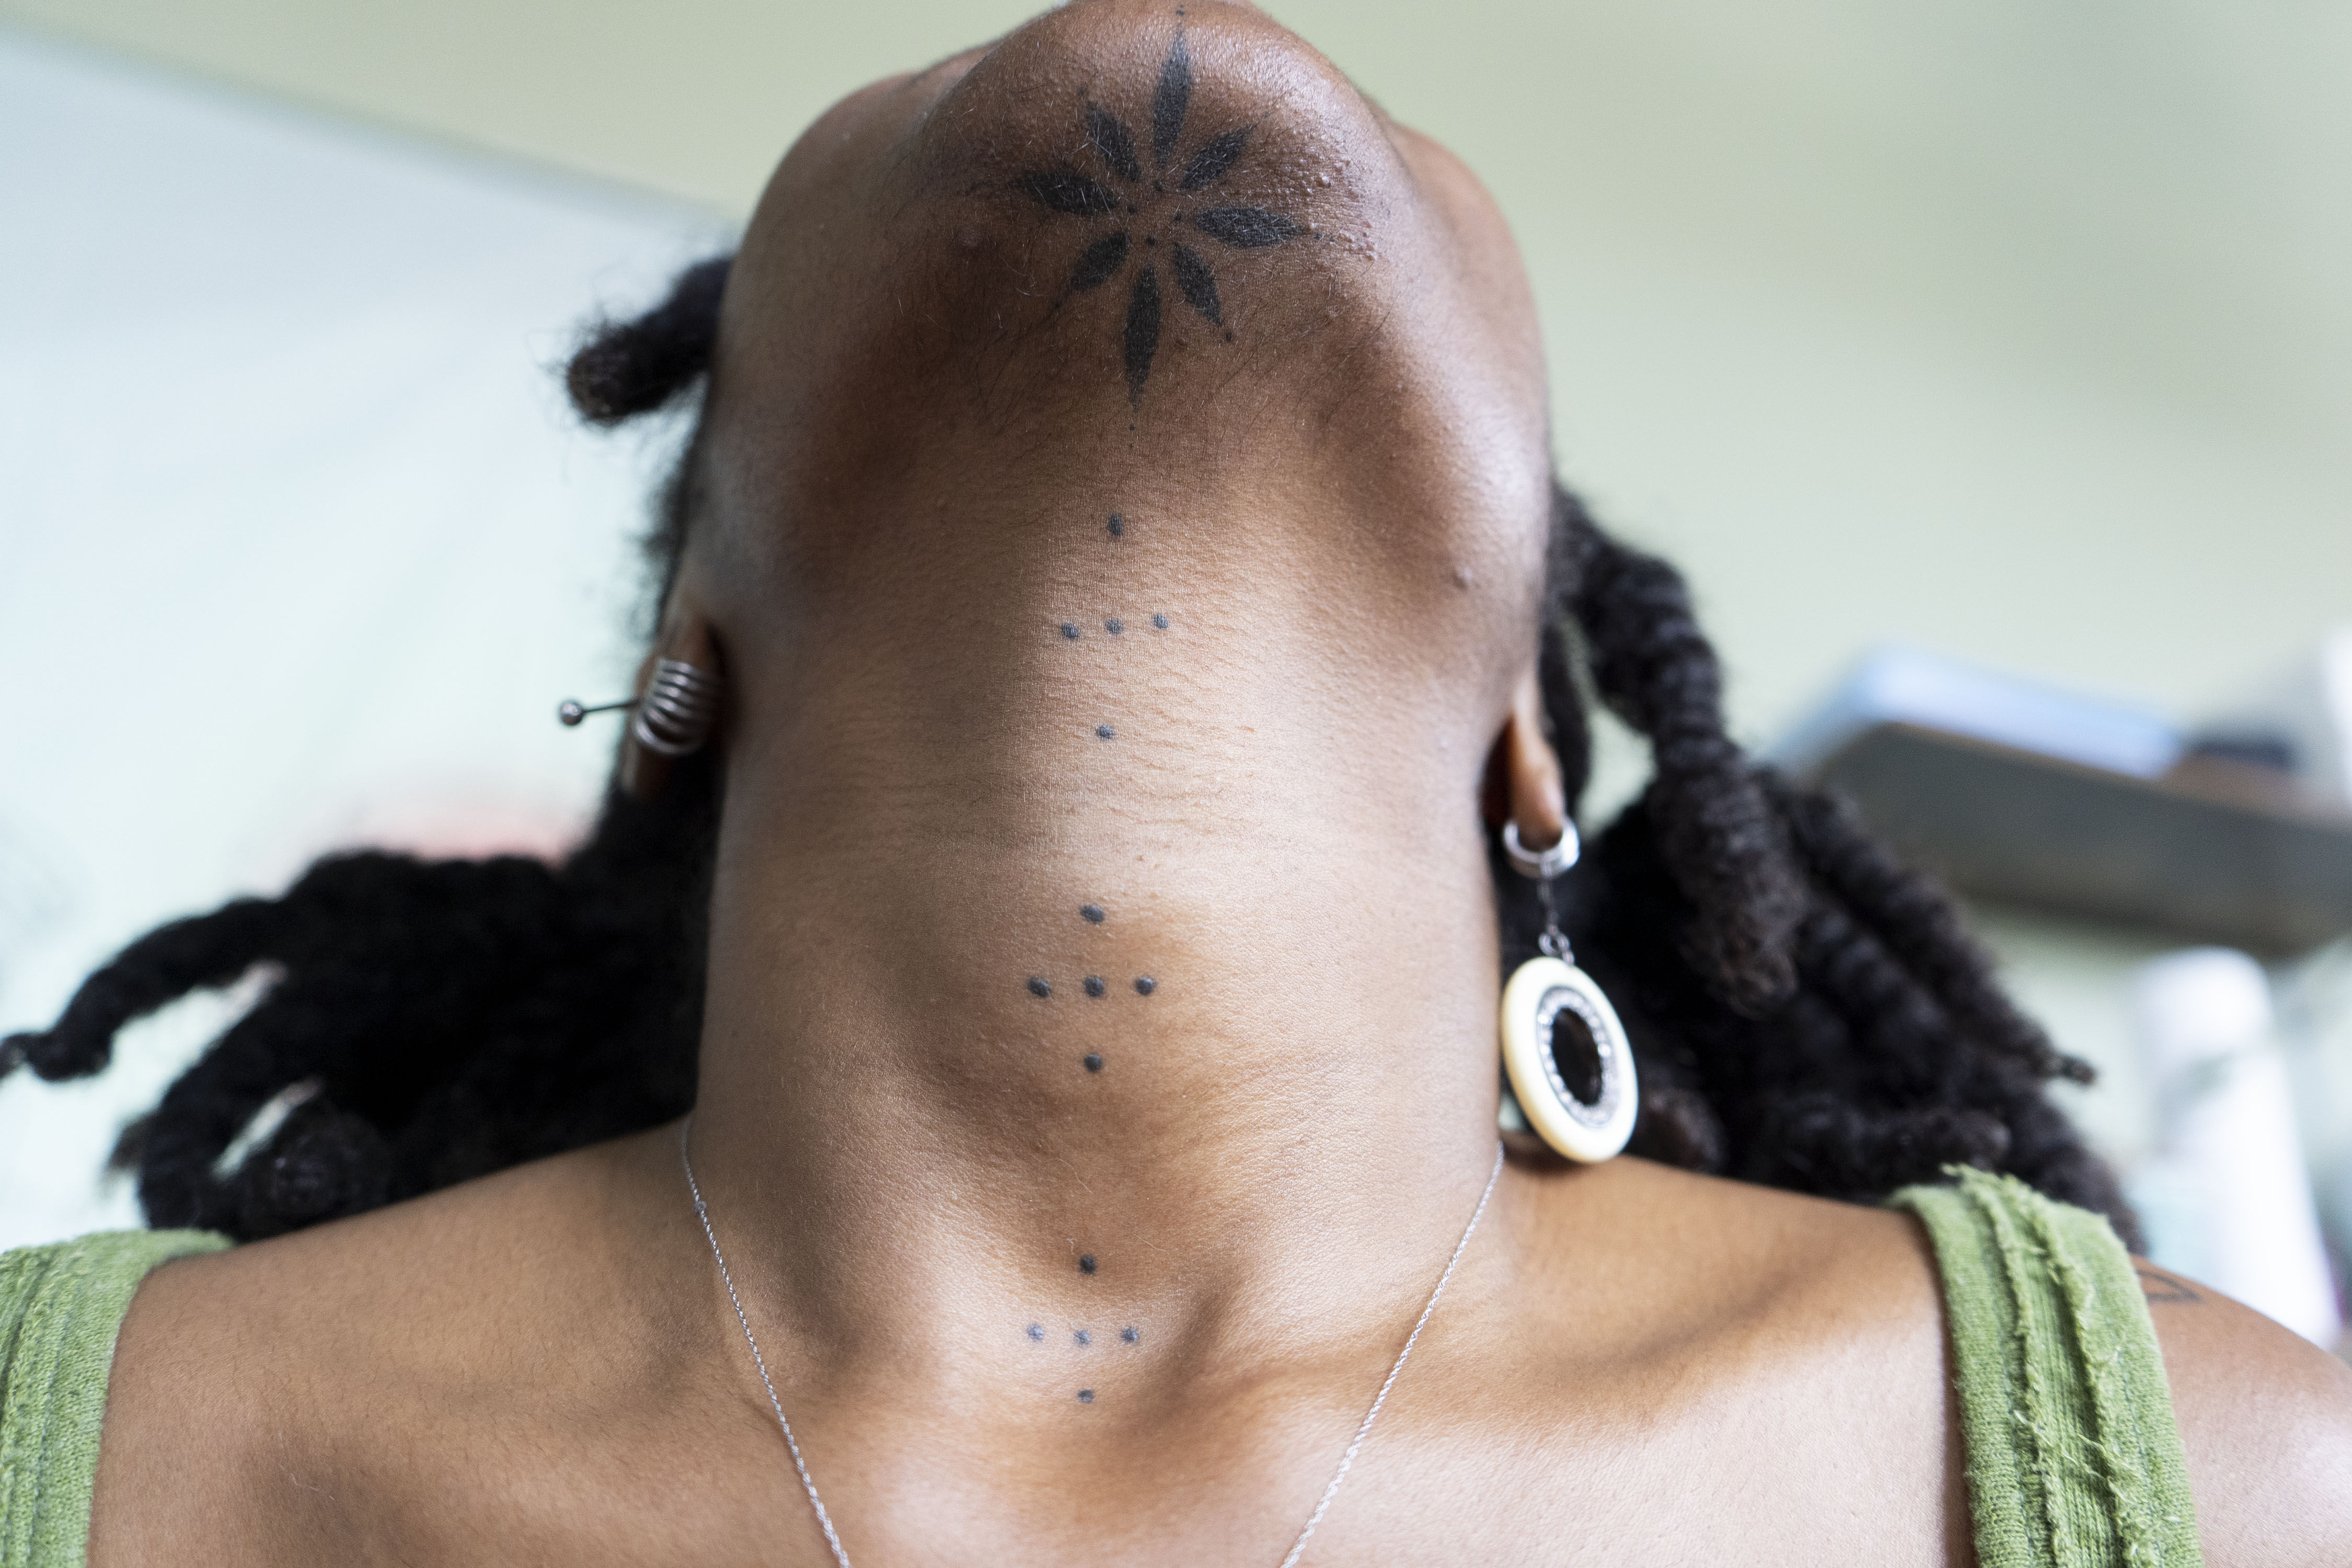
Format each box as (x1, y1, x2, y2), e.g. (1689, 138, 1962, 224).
(85, 3, 2352, 1563)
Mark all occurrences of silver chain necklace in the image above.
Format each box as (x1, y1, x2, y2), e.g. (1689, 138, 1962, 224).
(680, 1120, 1504, 1568)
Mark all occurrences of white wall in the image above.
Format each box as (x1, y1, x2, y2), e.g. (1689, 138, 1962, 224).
(0, 32, 718, 1247)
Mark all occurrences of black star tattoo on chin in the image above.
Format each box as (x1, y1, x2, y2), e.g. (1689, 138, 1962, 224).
(1013, 29, 1308, 406)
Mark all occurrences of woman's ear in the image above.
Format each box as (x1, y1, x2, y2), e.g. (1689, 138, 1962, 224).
(1490, 664, 1567, 850)
(619, 608, 722, 801)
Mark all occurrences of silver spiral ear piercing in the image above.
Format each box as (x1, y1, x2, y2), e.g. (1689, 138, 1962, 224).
(631, 658, 721, 757)
(555, 658, 721, 758)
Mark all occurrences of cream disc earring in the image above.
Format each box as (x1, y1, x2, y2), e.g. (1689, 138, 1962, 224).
(1498, 821, 1639, 1163)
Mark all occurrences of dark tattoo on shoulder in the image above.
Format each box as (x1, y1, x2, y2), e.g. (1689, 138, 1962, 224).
(1012, 28, 1311, 405)
(2137, 1265, 2203, 1304)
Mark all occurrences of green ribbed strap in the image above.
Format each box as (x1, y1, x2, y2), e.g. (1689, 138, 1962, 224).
(1, 1230, 230, 1568)
(1893, 1170, 2201, 1568)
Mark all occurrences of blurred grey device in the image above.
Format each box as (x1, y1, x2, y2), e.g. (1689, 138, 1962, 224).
(1772, 647, 2352, 954)
(2126, 949, 2342, 1348)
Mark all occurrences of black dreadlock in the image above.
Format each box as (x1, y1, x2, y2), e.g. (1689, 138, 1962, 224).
(3, 252, 2132, 1244)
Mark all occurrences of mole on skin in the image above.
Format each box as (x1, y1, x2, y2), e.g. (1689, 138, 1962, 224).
(1106, 618, 1124, 635)
(1151, 613, 1169, 629)
(1085, 976, 1107, 997)
(1134, 976, 1157, 995)
(1027, 1323, 1045, 1341)
(1080, 1254, 1098, 1274)
(1096, 724, 1116, 740)
(1075, 1329, 1092, 1346)
(1122, 1327, 1140, 1344)
(1028, 977, 1052, 998)
(1084, 1053, 1104, 1072)
(1081, 904, 1106, 923)
(1107, 514, 1124, 537)
(1078, 1390, 1096, 1403)
(1061, 622, 1080, 640)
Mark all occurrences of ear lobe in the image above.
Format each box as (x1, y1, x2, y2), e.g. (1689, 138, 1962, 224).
(1480, 724, 1512, 828)
(1501, 668, 1567, 849)
(620, 612, 723, 801)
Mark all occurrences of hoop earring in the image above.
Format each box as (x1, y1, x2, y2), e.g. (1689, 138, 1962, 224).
(632, 658, 721, 757)
(1498, 821, 1639, 1163)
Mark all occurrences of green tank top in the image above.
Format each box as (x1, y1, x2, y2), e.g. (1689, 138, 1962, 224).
(2, 1169, 2199, 1566)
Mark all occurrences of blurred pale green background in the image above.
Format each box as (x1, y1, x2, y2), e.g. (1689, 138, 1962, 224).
(3, 1, 2347, 1211)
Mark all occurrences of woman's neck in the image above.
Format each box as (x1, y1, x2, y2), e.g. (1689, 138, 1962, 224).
(679, 604, 1513, 1378)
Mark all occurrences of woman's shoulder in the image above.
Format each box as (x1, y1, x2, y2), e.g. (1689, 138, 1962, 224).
(1508, 1154, 1949, 1338)
(1518, 1157, 2352, 1565)
(84, 1133, 686, 1564)
(1884, 1165, 2352, 1564)
(2135, 1252, 2352, 1563)
(1, 1228, 231, 1567)
(1488, 1157, 1972, 1560)
(1, 1226, 232, 1329)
